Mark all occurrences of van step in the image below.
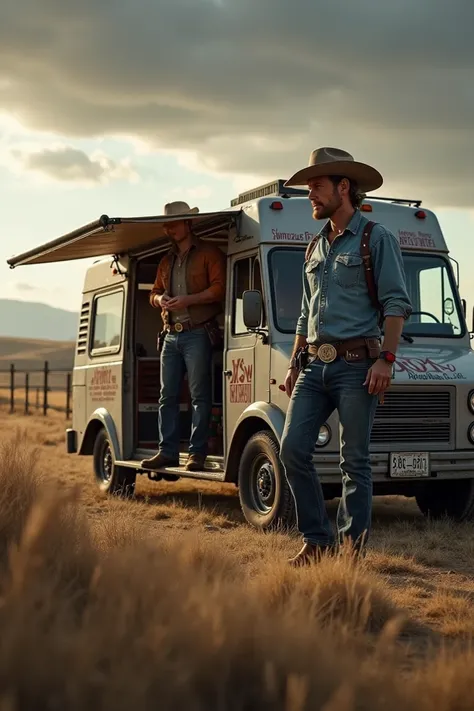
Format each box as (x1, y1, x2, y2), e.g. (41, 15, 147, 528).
(145, 464, 225, 481)
(115, 458, 226, 482)
(146, 465, 226, 482)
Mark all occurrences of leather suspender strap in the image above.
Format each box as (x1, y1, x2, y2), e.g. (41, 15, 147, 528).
(360, 220, 383, 323)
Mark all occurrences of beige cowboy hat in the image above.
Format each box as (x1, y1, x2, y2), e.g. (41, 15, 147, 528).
(284, 147, 383, 193)
(163, 200, 199, 217)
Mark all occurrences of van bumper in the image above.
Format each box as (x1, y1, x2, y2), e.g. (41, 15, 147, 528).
(315, 450, 474, 484)
(66, 428, 77, 454)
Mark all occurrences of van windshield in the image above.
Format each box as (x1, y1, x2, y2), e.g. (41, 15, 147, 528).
(268, 249, 464, 338)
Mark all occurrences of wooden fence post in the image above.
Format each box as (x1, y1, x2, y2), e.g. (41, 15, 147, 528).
(25, 373, 29, 415)
(43, 361, 49, 416)
(9, 363, 15, 414)
(36, 387, 40, 411)
(66, 372, 72, 419)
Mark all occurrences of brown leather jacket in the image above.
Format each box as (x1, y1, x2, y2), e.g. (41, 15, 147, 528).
(150, 239, 226, 328)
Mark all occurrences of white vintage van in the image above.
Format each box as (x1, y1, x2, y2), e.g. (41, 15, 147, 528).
(7, 180, 474, 528)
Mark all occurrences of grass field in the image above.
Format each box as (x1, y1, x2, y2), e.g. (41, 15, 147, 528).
(1, 404, 474, 709)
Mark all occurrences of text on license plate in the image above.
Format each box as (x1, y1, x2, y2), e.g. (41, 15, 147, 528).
(390, 452, 429, 478)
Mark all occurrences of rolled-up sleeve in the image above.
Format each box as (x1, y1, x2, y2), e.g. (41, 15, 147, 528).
(372, 228, 412, 320)
(149, 258, 166, 307)
(296, 265, 310, 336)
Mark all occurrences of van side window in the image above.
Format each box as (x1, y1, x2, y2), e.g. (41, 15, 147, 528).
(233, 258, 251, 335)
(91, 290, 124, 355)
(232, 256, 265, 335)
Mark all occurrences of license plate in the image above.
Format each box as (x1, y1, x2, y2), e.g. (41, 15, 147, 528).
(389, 452, 430, 478)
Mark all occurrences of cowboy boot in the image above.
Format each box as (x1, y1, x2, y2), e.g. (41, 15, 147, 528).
(185, 453, 206, 472)
(288, 542, 336, 567)
(140, 452, 180, 471)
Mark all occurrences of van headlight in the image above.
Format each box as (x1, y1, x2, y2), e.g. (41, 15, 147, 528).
(468, 391, 474, 414)
(468, 423, 474, 445)
(316, 424, 331, 447)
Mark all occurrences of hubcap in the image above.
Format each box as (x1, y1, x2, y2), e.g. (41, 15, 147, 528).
(252, 458, 276, 514)
(101, 442, 113, 483)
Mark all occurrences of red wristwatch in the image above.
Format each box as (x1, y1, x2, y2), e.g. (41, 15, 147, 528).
(379, 350, 396, 364)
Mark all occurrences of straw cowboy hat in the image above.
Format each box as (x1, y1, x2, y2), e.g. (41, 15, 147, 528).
(284, 147, 383, 193)
(163, 201, 199, 217)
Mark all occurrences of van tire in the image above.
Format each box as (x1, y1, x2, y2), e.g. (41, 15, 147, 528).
(238, 431, 295, 531)
(93, 429, 136, 498)
(415, 479, 474, 521)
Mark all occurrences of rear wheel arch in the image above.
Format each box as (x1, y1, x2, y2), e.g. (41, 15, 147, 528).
(79, 420, 104, 455)
(78, 411, 121, 459)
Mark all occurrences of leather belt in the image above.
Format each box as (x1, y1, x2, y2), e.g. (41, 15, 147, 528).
(167, 320, 208, 334)
(307, 338, 380, 363)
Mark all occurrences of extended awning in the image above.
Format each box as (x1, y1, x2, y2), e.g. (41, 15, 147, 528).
(7, 210, 241, 268)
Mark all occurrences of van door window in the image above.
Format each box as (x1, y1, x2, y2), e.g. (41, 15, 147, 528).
(233, 256, 264, 335)
(90, 290, 124, 355)
(252, 258, 266, 327)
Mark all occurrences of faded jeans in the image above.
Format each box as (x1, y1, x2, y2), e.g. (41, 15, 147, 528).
(280, 357, 378, 548)
(158, 328, 212, 458)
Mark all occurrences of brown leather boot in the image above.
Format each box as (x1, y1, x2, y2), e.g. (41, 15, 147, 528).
(288, 542, 335, 567)
(140, 452, 179, 471)
(185, 453, 206, 472)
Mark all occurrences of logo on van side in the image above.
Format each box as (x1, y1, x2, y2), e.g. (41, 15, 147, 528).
(89, 367, 119, 402)
(230, 358, 253, 403)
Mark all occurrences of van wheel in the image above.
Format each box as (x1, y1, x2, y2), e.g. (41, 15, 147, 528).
(93, 429, 136, 498)
(415, 480, 474, 521)
(238, 431, 295, 531)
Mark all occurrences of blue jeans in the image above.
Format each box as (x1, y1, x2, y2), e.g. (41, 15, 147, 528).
(158, 328, 212, 458)
(280, 357, 378, 548)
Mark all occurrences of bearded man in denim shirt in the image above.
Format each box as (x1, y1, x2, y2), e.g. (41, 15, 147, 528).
(280, 147, 412, 566)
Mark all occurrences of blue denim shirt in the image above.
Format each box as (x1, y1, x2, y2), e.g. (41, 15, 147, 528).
(296, 210, 412, 343)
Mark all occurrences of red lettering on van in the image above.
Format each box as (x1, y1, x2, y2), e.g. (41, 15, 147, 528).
(89, 367, 119, 402)
(230, 358, 253, 403)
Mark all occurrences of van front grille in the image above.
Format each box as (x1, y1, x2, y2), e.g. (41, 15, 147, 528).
(371, 390, 452, 445)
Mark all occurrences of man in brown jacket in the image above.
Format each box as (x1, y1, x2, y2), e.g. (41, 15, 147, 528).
(141, 201, 226, 473)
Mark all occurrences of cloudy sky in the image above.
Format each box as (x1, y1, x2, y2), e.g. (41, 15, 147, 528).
(1, 0, 473, 317)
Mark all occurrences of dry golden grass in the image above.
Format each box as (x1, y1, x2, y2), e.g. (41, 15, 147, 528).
(1, 405, 474, 708)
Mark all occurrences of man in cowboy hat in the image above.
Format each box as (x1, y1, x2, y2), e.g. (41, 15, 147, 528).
(279, 147, 412, 566)
(141, 201, 226, 473)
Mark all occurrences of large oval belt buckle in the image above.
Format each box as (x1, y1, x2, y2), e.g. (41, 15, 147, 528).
(318, 343, 337, 363)
(174, 322, 184, 333)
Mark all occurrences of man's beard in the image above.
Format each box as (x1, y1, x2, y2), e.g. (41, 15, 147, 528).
(314, 192, 343, 220)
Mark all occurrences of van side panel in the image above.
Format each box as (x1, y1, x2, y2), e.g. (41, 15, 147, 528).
(73, 259, 128, 456)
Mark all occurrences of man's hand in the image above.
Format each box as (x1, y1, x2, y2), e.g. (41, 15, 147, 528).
(153, 293, 170, 308)
(284, 368, 298, 398)
(364, 359, 393, 403)
(166, 295, 193, 311)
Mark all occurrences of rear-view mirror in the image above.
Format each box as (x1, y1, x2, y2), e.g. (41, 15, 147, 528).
(242, 290, 262, 330)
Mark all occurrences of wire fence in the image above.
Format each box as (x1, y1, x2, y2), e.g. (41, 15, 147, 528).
(0, 361, 72, 418)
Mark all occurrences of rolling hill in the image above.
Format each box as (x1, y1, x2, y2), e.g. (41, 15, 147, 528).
(0, 336, 75, 372)
(0, 300, 78, 341)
